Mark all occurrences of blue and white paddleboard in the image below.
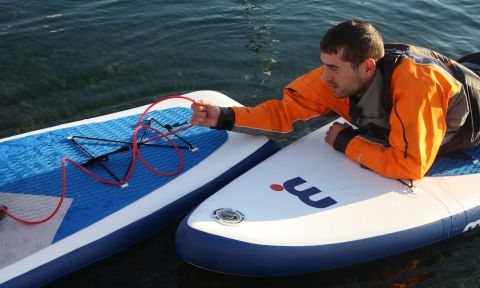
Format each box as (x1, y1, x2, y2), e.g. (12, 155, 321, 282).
(176, 119, 480, 276)
(0, 90, 279, 287)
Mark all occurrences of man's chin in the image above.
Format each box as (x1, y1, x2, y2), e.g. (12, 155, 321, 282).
(329, 86, 350, 98)
(333, 92, 349, 99)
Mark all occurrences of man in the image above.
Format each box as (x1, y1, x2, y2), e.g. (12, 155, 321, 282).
(190, 20, 480, 180)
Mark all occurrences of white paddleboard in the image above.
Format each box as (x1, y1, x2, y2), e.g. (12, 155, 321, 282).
(0, 90, 279, 287)
(176, 118, 480, 276)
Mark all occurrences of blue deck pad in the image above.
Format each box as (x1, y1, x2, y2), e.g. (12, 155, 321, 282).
(0, 107, 227, 242)
(427, 145, 480, 176)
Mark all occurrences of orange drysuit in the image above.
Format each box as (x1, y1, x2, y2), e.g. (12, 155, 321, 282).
(228, 49, 468, 180)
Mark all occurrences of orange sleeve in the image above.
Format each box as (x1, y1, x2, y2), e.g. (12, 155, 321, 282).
(231, 67, 350, 138)
(344, 59, 461, 179)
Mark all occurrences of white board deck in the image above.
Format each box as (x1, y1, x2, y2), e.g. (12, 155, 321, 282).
(176, 118, 480, 276)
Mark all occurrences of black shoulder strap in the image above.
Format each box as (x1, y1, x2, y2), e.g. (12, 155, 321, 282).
(377, 49, 405, 113)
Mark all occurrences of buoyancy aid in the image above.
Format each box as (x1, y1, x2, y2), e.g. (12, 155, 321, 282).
(373, 43, 480, 154)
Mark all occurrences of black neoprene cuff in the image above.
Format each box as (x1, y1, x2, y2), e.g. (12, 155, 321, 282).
(333, 127, 360, 154)
(212, 107, 235, 130)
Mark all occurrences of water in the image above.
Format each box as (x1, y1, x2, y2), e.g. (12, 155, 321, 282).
(1, 0, 479, 287)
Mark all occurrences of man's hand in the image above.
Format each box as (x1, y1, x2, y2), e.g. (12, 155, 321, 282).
(190, 99, 221, 127)
(325, 122, 352, 146)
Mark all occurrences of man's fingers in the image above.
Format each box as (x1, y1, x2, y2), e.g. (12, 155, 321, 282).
(191, 101, 206, 112)
(190, 104, 210, 126)
(190, 99, 219, 128)
(191, 110, 207, 123)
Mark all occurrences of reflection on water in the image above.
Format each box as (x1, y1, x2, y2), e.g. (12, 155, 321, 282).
(241, 0, 280, 99)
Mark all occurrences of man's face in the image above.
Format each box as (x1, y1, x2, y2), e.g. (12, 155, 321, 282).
(320, 49, 371, 98)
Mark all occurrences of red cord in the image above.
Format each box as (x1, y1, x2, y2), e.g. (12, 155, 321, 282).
(0, 96, 194, 225)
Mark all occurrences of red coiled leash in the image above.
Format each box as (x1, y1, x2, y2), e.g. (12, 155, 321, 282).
(0, 95, 194, 225)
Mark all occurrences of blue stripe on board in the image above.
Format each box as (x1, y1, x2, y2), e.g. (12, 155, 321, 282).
(0, 107, 227, 242)
(175, 203, 480, 276)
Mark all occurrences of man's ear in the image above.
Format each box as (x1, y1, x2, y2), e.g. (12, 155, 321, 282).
(364, 58, 376, 76)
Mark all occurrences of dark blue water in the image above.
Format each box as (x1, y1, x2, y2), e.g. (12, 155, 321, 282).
(1, 0, 480, 287)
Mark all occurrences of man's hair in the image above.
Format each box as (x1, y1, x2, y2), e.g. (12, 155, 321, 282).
(320, 20, 384, 67)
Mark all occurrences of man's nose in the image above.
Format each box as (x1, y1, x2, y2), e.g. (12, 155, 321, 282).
(321, 69, 330, 81)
